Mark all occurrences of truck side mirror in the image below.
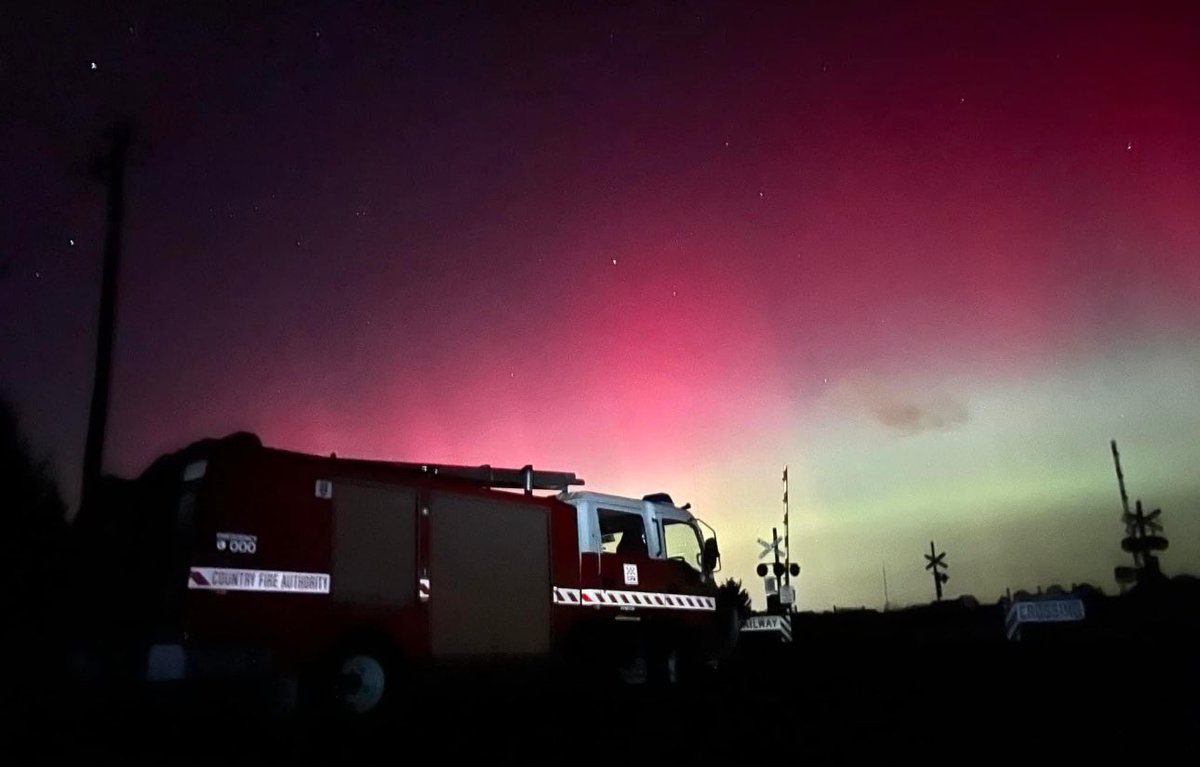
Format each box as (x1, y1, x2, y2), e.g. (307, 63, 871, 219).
(702, 537, 720, 573)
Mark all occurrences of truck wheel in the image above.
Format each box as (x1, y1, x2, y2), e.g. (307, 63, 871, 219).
(307, 641, 400, 718)
(338, 653, 388, 715)
(661, 647, 680, 685)
(617, 651, 648, 685)
(649, 645, 680, 686)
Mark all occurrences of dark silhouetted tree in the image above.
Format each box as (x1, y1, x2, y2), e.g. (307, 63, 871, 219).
(718, 577, 752, 620)
(1, 396, 69, 645)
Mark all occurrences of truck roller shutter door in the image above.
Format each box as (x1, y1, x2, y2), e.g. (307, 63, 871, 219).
(429, 493, 550, 658)
(332, 483, 417, 607)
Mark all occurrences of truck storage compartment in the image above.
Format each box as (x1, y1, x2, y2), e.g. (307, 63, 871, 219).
(332, 482, 417, 607)
(429, 492, 550, 658)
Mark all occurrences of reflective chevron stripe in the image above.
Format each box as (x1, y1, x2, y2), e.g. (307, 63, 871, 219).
(553, 587, 715, 611)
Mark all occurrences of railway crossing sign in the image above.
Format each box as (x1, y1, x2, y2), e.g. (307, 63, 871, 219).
(758, 534, 784, 560)
(924, 541, 949, 601)
(1005, 598, 1085, 641)
(742, 614, 793, 643)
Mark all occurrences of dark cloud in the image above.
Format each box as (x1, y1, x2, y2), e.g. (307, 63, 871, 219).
(833, 378, 969, 435)
(868, 394, 969, 435)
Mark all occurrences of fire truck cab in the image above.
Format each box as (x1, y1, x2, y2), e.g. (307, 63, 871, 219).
(71, 433, 730, 715)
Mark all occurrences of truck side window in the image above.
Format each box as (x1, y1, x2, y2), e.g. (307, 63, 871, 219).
(598, 509, 647, 557)
(662, 519, 703, 571)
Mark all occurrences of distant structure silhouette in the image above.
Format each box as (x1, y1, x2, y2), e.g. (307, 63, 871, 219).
(924, 541, 949, 601)
(1110, 440, 1168, 588)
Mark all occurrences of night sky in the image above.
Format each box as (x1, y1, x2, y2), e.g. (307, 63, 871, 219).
(3, 2, 1199, 609)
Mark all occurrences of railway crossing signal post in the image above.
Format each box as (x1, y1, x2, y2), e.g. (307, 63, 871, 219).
(1111, 440, 1169, 586)
(755, 466, 801, 614)
(924, 541, 949, 602)
(782, 466, 791, 597)
(757, 527, 799, 614)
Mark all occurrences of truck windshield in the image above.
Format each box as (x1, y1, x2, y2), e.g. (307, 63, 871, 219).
(662, 519, 703, 571)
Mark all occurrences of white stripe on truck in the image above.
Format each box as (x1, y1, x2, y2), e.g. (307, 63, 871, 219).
(189, 569, 713, 611)
(553, 586, 715, 611)
(188, 567, 330, 594)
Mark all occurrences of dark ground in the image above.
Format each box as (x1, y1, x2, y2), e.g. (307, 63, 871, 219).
(7, 580, 1199, 764)
(9, 635, 1197, 766)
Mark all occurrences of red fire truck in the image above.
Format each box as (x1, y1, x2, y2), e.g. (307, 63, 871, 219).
(71, 432, 733, 714)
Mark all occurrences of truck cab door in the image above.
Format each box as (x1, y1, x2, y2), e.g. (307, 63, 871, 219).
(596, 508, 654, 592)
(656, 517, 710, 599)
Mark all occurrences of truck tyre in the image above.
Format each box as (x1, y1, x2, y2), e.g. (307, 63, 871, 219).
(625, 631, 678, 688)
(651, 646, 680, 686)
(338, 653, 388, 715)
(307, 640, 400, 718)
(617, 649, 649, 685)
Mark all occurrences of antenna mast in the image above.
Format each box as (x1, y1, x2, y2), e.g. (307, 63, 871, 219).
(882, 563, 890, 611)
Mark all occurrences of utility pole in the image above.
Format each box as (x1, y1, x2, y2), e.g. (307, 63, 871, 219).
(80, 122, 134, 513)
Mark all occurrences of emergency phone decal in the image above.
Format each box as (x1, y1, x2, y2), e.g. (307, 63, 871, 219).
(216, 532, 257, 554)
(315, 479, 333, 499)
(623, 563, 639, 585)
